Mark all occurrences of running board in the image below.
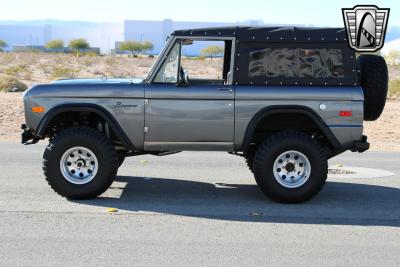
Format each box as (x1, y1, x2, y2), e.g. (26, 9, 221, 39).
(152, 151, 182, 156)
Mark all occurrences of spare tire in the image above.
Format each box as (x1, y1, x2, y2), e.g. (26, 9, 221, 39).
(357, 54, 388, 121)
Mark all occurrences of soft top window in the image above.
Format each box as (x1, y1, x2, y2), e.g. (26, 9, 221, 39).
(249, 48, 344, 79)
(235, 42, 357, 86)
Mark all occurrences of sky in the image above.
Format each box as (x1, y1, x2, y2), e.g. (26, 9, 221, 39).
(0, 0, 399, 27)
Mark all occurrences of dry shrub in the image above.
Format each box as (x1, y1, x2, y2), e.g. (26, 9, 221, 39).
(91, 69, 104, 75)
(51, 66, 80, 79)
(4, 64, 29, 77)
(0, 75, 28, 92)
(17, 52, 40, 65)
(0, 53, 15, 65)
(38, 63, 51, 75)
(79, 56, 96, 67)
(389, 79, 400, 99)
(83, 51, 99, 57)
(105, 57, 116, 66)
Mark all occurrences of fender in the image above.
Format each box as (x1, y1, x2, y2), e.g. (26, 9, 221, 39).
(35, 103, 135, 150)
(241, 105, 343, 151)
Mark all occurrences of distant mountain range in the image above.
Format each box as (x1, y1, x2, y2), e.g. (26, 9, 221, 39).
(0, 19, 99, 27)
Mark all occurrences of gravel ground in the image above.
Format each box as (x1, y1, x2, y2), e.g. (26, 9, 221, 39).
(0, 92, 24, 141)
(1, 92, 399, 151)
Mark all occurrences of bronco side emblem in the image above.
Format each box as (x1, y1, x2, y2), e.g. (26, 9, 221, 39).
(342, 5, 390, 52)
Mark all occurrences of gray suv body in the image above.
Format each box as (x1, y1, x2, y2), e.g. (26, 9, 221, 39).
(21, 26, 388, 203)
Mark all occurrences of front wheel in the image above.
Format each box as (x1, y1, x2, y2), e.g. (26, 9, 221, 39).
(253, 131, 328, 203)
(43, 127, 119, 199)
(117, 152, 126, 167)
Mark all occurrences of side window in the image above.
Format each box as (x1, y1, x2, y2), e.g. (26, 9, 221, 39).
(248, 48, 344, 79)
(154, 41, 181, 83)
(180, 39, 232, 85)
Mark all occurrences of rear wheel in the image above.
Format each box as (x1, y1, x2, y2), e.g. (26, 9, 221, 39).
(43, 127, 119, 199)
(253, 131, 328, 203)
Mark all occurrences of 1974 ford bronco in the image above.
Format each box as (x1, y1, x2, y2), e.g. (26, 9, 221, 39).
(21, 26, 388, 203)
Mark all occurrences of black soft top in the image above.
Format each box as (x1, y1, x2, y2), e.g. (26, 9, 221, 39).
(173, 26, 347, 43)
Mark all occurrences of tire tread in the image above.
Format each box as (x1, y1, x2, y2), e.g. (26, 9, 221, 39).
(43, 127, 118, 199)
(253, 131, 328, 203)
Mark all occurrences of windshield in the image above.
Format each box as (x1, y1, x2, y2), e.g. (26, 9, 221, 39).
(153, 41, 181, 83)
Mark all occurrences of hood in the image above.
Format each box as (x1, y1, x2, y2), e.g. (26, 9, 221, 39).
(51, 78, 144, 84)
(23, 77, 145, 100)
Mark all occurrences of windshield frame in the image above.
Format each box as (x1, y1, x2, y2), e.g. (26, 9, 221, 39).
(145, 35, 176, 83)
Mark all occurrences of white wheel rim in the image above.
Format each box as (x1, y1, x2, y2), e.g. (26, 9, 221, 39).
(60, 146, 98, 185)
(272, 150, 311, 189)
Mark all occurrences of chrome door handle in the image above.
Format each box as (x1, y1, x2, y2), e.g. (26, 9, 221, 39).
(217, 88, 233, 92)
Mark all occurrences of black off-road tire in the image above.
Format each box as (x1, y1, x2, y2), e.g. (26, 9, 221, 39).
(117, 152, 126, 167)
(244, 151, 255, 173)
(357, 54, 388, 121)
(43, 127, 119, 199)
(253, 131, 328, 203)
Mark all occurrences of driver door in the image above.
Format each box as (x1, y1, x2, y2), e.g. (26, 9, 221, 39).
(144, 38, 235, 151)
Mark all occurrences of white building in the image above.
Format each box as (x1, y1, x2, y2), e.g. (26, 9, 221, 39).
(1, 19, 304, 54)
(0, 24, 47, 49)
(0, 22, 121, 54)
(123, 19, 234, 54)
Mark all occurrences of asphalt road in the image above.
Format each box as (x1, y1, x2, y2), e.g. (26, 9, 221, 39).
(0, 142, 399, 266)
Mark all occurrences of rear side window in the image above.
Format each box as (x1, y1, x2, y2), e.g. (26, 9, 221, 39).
(248, 48, 344, 79)
(236, 42, 357, 86)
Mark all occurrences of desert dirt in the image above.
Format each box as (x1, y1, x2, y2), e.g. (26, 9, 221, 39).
(0, 52, 225, 88)
(0, 53, 399, 151)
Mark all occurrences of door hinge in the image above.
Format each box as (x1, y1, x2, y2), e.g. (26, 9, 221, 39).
(144, 99, 149, 105)
(144, 126, 149, 133)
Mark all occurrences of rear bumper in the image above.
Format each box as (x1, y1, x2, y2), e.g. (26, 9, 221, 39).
(351, 135, 370, 153)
